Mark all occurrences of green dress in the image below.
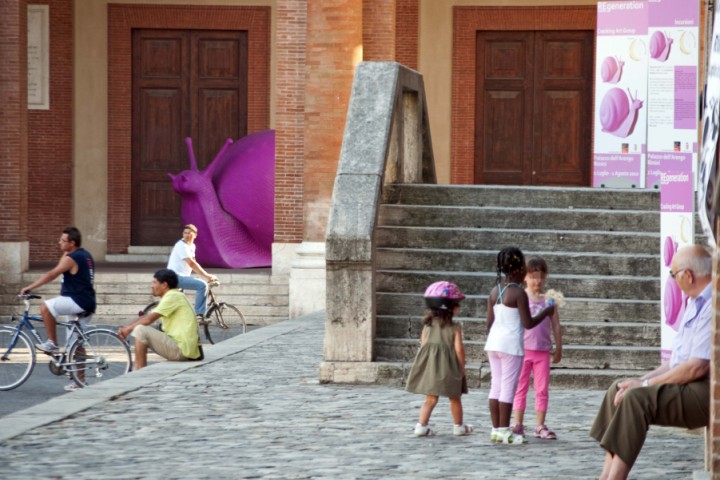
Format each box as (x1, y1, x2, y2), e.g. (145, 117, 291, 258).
(405, 319, 466, 398)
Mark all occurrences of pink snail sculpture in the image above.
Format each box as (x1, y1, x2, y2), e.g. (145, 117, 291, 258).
(599, 88, 643, 138)
(600, 56, 624, 84)
(650, 31, 673, 62)
(168, 130, 275, 269)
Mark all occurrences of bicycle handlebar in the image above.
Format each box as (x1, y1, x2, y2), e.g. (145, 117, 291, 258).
(208, 280, 221, 288)
(17, 294, 42, 301)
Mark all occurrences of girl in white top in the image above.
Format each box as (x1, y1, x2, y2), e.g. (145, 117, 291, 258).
(484, 247, 554, 444)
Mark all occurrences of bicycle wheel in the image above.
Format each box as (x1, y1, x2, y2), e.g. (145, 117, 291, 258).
(68, 329, 132, 387)
(204, 303, 247, 344)
(0, 327, 36, 391)
(141, 301, 158, 316)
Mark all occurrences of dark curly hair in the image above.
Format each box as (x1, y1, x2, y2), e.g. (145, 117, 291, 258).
(496, 247, 526, 283)
(421, 308, 455, 328)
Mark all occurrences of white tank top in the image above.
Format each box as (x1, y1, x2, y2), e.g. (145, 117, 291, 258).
(484, 281, 525, 357)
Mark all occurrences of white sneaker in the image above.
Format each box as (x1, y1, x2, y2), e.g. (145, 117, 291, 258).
(413, 423, 435, 437)
(498, 430, 526, 445)
(64, 383, 82, 392)
(36, 340, 59, 353)
(453, 423, 474, 436)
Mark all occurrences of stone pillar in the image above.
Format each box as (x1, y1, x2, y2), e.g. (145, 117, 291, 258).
(0, 0, 29, 273)
(303, 0, 362, 242)
(289, 0, 362, 317)
(273, 0, 308, 280)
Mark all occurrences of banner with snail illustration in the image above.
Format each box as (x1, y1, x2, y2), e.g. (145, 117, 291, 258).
(646, 0, 699, 362)
(593, 1, 649, 188)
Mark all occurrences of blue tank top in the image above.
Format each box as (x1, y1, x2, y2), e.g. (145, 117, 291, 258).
(60, 248, 96, 313)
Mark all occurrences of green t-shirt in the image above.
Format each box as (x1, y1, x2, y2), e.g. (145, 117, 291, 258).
(152, 289, 200, 359)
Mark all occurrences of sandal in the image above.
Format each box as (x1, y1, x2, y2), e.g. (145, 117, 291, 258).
(534, 424, 557, 440)
(510, 423, 524, 436)
(414, 423, 435, 437)
(453, 423, 474, 436)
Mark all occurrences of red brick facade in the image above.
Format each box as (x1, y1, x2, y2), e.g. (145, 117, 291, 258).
(395, 0, 418, 69)
(274, 0, 307, 244)
(106, 5, 271, 253)
(451, 6, 596, 185)
(0, 0, 29, 244)
(27, 0, 73, 260)
(303, 0, 363, 241)
(363, 0, 396, 61)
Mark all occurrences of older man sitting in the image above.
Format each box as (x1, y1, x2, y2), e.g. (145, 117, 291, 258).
(590, 245, 712, 480)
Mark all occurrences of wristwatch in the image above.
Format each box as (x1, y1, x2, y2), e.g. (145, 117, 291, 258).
(641, 379, 650, 387)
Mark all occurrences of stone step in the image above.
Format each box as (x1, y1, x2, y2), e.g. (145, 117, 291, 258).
(376, 271, 659, 301)
(376, 248, 659, 277)
(0, 271, 289, 327)
(368, 362, 649, 390)
(374, 339, 659, 370)
(376, 293, 659, 323)
(382, 184, 660, 210)
(378, 204, 660, 232)
(376, 316, 659, 346)
(376, 226, 658, 254)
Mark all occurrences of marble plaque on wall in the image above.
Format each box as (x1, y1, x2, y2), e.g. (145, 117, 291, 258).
(27, 5, 49, 110)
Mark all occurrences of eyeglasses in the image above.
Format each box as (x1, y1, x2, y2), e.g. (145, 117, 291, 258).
(58, 238, 70, 243)
(669, 268, 686, 279)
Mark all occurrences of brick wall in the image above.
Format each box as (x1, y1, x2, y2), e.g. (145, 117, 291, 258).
(303, 0, 362, 242)
(0, 0, 28, 243)
(107, 5, 271, 253)
(363, 0, 395, 61)
(274, 0, 307, 244)
(451, 6, 596, 184)
(27, 0, 72, 261)
(395, 0, 418, 69)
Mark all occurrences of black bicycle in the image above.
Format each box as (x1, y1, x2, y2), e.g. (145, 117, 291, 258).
(141, 280, 246, 344)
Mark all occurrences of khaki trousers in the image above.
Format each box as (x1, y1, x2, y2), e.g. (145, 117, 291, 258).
(589, 378, 709, 467)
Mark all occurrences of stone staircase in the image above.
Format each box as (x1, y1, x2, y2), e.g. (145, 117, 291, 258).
(0, 267, 289, 327)
(372, 183, 661, 389)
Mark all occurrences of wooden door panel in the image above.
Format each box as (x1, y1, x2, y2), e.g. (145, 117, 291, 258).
(474, 30, 593, 186)
(197, 89, 241, 163)
(533, 31, 593, 186)
(132, 29, 248, 245)
(191, 31, 248, 169)
(483, 91, 527, 179)
(475, 32, 533, 184)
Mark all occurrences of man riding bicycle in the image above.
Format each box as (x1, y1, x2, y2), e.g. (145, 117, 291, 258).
(19, 227, 96, 390)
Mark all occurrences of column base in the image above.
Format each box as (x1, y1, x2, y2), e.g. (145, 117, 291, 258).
(0, 242, 29, 274)
(288, 241, 326, 318)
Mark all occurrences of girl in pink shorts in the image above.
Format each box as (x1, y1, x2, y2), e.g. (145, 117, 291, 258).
(511, 257, 563, 440)
(484, 247, 555, 444)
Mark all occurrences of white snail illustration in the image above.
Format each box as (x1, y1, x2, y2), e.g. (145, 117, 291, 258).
(679, 31, 696, 55)
(629, 39, 646, 62)
(601, 56, 624, 84)
(650, 31, 673, 62)
(600, 88, 643, 138)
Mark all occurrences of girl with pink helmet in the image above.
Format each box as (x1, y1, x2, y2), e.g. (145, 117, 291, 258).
(484, 247, 555, 444)
(406, 280, 473, 437)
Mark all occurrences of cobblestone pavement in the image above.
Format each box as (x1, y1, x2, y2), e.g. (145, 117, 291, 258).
(0, 312, 704, 479)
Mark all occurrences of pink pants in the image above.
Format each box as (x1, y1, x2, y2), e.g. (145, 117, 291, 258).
(512, 349, 550, 412)
(487, 351, 524, 404)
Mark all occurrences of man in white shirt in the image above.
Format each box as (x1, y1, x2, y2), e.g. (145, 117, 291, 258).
(166, 224, 218, 317)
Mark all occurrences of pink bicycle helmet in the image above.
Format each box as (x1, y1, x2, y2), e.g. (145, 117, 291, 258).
(424, 281, 465, 309)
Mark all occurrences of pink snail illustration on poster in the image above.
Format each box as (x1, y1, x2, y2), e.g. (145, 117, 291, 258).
(662, 235, 687, 332)
(650, 31, 673, 62)
(168, 130, 275, 269)
(600, 88, 643, 138)
(601, 56, 624, 84)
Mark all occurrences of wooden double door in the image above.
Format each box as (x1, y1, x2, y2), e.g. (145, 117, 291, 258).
(131, 29, 248, 245)
(475, 31, 593, 186)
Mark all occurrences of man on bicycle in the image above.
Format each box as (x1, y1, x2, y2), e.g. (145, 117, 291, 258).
(20, 227, 96, 355)
(167, 224, 218, 318)
(118, 269, 201, 369)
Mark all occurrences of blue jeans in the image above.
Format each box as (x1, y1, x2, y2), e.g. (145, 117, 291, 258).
(177, 275, 208, 315)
